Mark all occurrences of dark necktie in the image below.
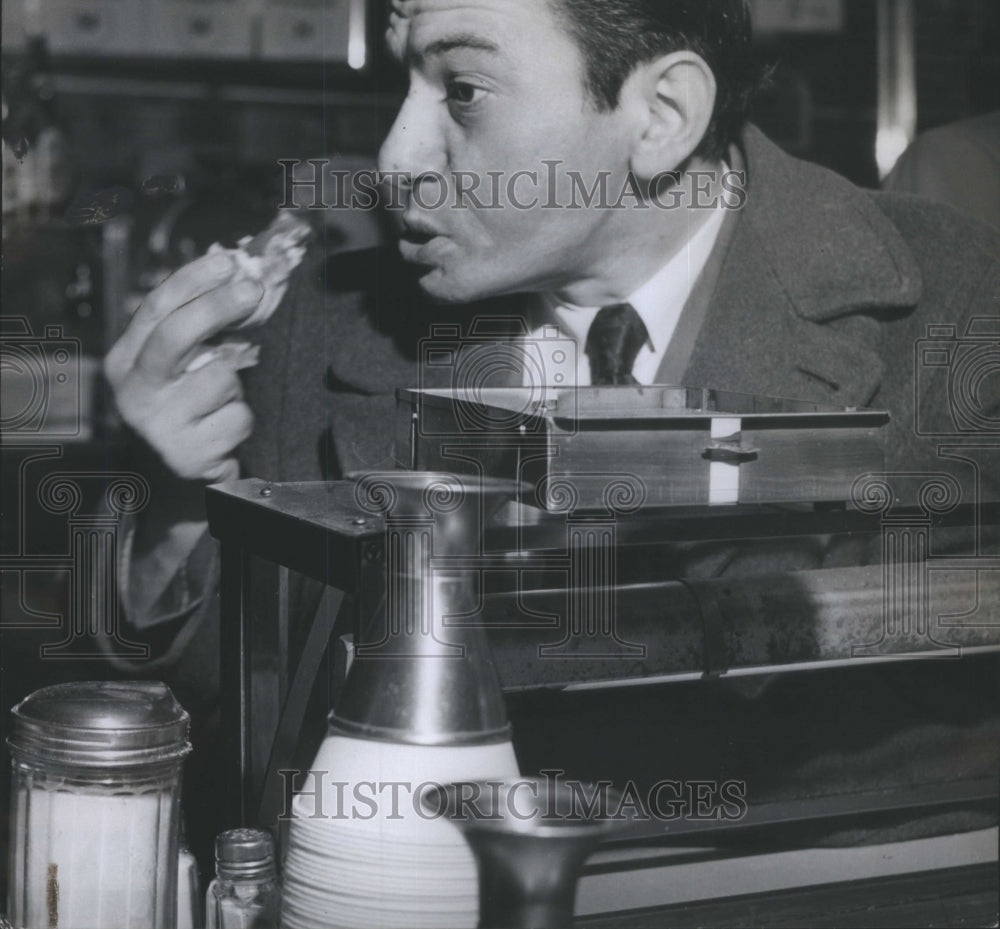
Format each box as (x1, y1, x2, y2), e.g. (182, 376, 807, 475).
(584, 303, 649, 385)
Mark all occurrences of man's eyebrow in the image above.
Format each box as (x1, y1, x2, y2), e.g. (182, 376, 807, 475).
(418, 34, 500, 59)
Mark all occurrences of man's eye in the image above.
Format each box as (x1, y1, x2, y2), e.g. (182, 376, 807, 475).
(446, 81, 486, 108)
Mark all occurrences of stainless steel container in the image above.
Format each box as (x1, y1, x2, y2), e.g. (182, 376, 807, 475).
(6, 681, 191, 929)
(332, 471, 518, 745)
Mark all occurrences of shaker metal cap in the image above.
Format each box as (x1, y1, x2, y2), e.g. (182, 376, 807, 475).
(8, 681, 191, 768)
(215, 828, 276, 879)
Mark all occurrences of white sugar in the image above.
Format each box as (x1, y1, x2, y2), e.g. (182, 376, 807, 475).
(13, 784, 172, 928)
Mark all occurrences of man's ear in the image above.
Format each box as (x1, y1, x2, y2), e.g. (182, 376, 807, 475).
(626, 51, 717, 179)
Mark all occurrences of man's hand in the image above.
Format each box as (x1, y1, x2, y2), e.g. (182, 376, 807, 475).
(105, 252, 264, 483)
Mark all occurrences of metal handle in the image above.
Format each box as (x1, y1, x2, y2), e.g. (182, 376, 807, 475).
(703, 441, 759, 464)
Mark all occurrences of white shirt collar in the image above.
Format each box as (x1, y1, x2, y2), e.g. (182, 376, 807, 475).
(535, 200, 728, 385)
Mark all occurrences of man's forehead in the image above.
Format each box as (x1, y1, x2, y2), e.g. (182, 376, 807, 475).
(387, 0, 556, 60)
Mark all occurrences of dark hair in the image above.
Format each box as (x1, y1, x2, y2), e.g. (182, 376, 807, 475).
(553, 0, 761, 162)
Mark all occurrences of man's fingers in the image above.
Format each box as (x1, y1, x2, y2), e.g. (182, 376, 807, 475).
(204, 458, 241, 485)
(159, 401, 252, 481)
(101, 248, 267, 484)
(108, 253, 238, 371)
(192, 401, 255, 458)
(183, 361, 245, 419)
(136, 278, 264, 381)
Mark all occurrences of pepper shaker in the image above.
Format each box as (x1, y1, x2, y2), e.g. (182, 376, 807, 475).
(206, 829, 280, 929)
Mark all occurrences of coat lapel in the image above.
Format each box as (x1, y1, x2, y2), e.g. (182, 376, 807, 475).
(683, 126, 923, 408)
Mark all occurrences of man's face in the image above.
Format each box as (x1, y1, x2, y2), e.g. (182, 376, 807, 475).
(379, 0, 639, 303)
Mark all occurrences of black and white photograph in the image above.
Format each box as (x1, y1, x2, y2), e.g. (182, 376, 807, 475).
(1, 1, 999, 926)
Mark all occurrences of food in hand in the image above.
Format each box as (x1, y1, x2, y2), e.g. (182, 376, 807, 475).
(186, 211, 312, 372)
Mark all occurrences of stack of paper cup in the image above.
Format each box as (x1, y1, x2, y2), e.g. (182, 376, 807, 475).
(281, 736, 519, 929)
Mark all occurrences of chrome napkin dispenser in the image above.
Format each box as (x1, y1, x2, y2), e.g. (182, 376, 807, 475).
(396, 386, 889, 509)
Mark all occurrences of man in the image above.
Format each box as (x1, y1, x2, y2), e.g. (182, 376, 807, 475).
(883, 110, 1000, 229)
(103, 0, 762, 687)
(103, 0, 998, 874)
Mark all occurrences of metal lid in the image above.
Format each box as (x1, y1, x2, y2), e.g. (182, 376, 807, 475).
(8, 681, 191, 769)
(215, 828, 276, 879)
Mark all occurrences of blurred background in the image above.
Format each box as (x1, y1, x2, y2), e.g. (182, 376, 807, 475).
(2, 0, 1000, 905)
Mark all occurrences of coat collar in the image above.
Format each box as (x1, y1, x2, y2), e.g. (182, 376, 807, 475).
(681, 126, 924, 408)
(737, 124, 923, 321)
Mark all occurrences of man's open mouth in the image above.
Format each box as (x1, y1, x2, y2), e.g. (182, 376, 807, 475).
(397, 218, 449, 267)
(400, 229, 435, 246)
(400, 215, 444, 244)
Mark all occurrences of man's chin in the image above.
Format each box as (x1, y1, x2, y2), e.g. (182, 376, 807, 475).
(412, 264, 492, 305)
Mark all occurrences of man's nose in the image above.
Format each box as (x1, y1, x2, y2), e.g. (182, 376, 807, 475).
(377, 90, 441, 179)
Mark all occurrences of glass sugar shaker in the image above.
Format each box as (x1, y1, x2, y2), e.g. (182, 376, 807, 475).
(6, 681, 191, 929)
(206, 829, 280, 929)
